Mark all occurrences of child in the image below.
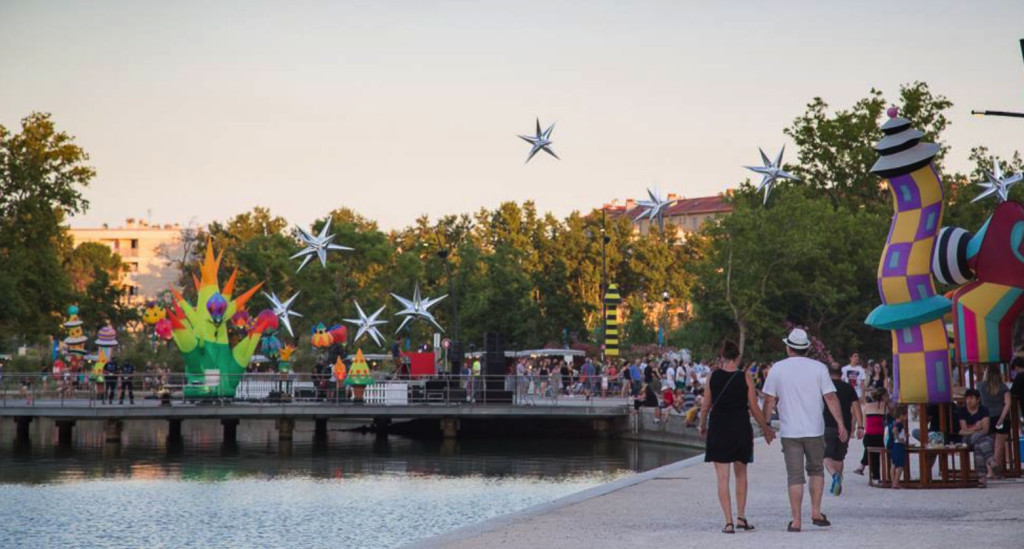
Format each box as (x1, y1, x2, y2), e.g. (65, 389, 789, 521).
(889, 406, 909, 489)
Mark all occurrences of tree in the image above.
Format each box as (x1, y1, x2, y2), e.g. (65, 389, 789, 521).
(0, 113, 94, 343)
(784, 82, 952, 212)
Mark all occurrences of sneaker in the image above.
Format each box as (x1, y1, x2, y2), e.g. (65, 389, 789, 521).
(829, 474, 839, 496)
(834, 472, 843, 496)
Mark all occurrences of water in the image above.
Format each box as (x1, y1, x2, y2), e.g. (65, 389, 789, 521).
(0, 419, 696, 549)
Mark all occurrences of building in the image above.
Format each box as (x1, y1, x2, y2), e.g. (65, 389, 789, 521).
(602, 193, 733, 239)
(69, 218, 185, 303)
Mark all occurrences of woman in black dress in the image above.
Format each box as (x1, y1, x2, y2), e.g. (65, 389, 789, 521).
(699, 341, 775, 534)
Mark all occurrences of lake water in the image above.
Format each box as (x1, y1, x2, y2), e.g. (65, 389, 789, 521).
(0, 419, 697, 549)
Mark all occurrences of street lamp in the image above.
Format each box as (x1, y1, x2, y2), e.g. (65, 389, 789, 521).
(971, 39, 1024, 120)
(660, 291, 670, 346)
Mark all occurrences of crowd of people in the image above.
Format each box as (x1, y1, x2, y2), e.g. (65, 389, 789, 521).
(8, 359, 172, 405)
(690, 327, 1023, 534)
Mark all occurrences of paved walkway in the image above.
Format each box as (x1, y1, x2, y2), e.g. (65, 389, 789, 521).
(412, 437, 1023, 549)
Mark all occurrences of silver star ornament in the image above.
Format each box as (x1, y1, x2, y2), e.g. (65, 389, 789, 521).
(390, 284, 447, 333)
(518, 118, 559, 163)
(343, 301, 388, 346)
(972, 157, 1022, 204)
(263, 291, 303, 337)
(636, 187, 673, 231)
(744, 146, 799, 205)
(290, 218, 353, 273)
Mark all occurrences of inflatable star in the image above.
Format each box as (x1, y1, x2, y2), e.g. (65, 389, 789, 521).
(390, 284, 447, 333)
(263, 291, 303, 337)
(636, 187, 673, 231)
(972, 157, 1022, 203)
(745, 146, 799, 205)
(343, 301, 388, 346)
(290, 218, 353, 272)
(518, 118, 559, 163)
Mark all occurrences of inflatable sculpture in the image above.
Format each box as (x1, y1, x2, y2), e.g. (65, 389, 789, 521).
(867, 109, 1024, 402)
(63, 305, 88, 357)
(934, 201, 1024, 364)
(165, 241, 275, 398)
(345, 349, 374, 402)
(865, 111, 953, 404)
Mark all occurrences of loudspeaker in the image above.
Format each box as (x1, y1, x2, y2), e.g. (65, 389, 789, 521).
(448, 340, 464, 374)
(484, 332, 505, 391)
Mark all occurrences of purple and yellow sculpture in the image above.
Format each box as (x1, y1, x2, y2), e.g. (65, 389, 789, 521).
(868, 109, 1024, 402)
(865, 110, 953, 404)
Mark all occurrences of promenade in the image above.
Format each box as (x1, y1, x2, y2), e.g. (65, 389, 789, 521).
(412, 437, 1023, 549)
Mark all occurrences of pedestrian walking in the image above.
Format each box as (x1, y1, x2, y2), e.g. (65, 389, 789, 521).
(699, 340, 775, 533)
(823, 362, 863, 496)
(760, 328, 847, 533)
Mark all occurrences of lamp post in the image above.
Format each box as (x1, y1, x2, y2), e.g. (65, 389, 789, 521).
(660, 291, 670, 347)
(971, 39, 1024, 119)
(600, 211, 610, 358)
(437, 248, 460, 373)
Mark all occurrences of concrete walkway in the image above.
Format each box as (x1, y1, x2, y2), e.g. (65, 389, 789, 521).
(411, 437, 1023, 549)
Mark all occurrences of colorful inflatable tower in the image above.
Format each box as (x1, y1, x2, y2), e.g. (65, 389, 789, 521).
(865, 110, 953, 404)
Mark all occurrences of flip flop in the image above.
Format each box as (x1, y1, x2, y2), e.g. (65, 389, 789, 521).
(787, 521, 801, 533)
(722, 523, 735, 534)
(737, 517, 755, 531)
(812, 513, 831, 527)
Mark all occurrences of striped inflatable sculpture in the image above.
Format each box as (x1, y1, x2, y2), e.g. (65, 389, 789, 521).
(865, 112, 953, 404)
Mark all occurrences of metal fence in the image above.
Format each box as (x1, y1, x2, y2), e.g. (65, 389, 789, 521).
(0, 372, 631, 408)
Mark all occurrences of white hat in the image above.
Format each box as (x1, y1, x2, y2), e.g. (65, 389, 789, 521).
(782, 328, 811, 350)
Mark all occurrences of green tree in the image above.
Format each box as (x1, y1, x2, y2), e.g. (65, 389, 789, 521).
(0, 113, 94, 343)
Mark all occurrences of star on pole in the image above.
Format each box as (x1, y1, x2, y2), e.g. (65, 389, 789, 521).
(343, 301, 388, 346)
(263, 291, 303, 337)
(390, 284, 447, 333)
(744, 146, 799, 205)
(290, 218, 353, 273)
(518, 118, 559, 163)
(972, 157, 1022, 204)
(636, 187, 673, 232)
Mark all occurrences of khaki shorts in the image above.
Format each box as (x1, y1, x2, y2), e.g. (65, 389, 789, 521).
(781, 436, 826, 486)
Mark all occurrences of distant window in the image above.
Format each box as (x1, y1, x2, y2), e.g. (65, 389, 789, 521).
(128, 286, 138, 296)
(130, 239, 138, 249)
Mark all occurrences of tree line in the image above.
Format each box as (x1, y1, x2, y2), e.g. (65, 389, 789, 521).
(2, 82, 1021, 365)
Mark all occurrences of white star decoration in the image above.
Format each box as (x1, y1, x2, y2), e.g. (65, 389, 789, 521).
(518, 118, 559, 163)
(972, 157, 1022, 204)
(744, 146, 799, 205)
(263, 291, 303, 337)
(343, 301, 388, 346)
(390, 284, 447, 333)
(636, 187, 673, 231)
(290, 218, 353, 273)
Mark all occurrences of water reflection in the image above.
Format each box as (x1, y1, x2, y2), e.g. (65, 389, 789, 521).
(0, 419, 696, 485)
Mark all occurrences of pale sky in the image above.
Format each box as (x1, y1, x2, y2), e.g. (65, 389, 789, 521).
(2, 1, 1022, 231)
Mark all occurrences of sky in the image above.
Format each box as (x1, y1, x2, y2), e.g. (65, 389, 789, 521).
(2, 0, 1023, 231)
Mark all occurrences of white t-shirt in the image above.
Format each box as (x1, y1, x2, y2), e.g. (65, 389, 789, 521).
(762, 356, 836, 438)
(665, 366, 676, 386)
(841, 365, 866, 398)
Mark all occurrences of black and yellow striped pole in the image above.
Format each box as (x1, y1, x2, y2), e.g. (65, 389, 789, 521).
(603, 283, 621, 359)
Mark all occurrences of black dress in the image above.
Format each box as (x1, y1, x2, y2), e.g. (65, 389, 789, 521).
(704, 368, 754, 464)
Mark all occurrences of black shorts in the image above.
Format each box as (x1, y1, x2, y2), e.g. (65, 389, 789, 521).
(992, 419, 1009, 435)
(824, 427, 848, 461)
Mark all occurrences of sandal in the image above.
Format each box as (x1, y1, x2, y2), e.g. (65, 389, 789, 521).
(812, 513, 831, 527)
(787, 521, 801, 533)
(722, 523, 735, 534)
(736, 517, 755, 531)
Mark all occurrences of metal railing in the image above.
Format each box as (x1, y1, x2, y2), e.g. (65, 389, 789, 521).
(0, 372, 634, 409)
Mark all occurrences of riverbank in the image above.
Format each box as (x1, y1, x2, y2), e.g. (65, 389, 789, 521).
(410, 436, 1023, 549)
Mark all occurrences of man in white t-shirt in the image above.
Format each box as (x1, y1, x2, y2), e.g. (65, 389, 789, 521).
(840, 352, 866, 400)
(664, 361, 676, 389)
(762, 328, 847, 533)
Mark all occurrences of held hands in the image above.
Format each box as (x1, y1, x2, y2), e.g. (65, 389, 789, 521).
(856, 426, 865, 440)
(763, 426, 776, 445)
